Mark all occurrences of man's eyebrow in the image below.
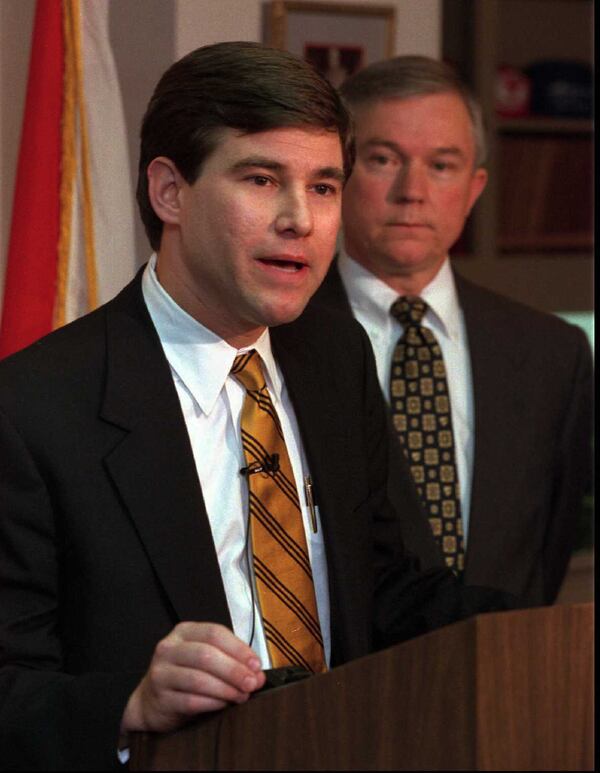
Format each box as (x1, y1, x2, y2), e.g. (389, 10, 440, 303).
(432, 146, 467, 158)
(362, 139, 467, 158)
(230, 156, 284, 173)
(316, 166, 346, 183)
(362, 139, 401, 153)
(230, 157, 345, 183)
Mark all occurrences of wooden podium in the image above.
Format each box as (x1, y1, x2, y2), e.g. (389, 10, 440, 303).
(130, 603, 593, 771)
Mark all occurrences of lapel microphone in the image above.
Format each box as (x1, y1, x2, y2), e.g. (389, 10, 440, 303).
(240, 453, 280, 477)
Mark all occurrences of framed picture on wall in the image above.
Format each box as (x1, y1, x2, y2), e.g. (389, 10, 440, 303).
(264, 1, 396, 87)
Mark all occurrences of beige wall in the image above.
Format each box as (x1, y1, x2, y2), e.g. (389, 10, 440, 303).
(174, 0, 441, 58)
(0, 0, 441, 314)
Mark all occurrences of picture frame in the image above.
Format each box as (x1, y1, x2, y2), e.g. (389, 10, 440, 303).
(264, 1, 396, 86)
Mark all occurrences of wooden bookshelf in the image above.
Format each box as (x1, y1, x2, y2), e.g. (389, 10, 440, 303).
(443, 0, 593, 313)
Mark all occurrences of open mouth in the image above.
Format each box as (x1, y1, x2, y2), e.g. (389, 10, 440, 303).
(257, 257, 307, 273)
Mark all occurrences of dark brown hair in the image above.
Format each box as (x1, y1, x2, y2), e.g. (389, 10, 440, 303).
(137, 41, 354, 250)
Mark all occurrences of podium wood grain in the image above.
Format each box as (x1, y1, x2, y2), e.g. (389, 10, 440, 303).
(130, 603, 593, 771)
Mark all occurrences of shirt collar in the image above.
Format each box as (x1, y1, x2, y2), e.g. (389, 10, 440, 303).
(141, 254, 282, 414)
(337, 247, 398, 328)
(419, 258, 462, 342)
(338, 245, 462, 342)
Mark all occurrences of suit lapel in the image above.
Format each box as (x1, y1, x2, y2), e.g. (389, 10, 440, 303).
(272, 315, 388, 663)
(100, 278, 231, 626)
(311, 256, 354, 317)
(271, 321, 349, 511)
(455, 274, 529, 576)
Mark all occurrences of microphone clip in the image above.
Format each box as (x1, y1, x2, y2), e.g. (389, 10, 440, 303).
(240, 453, 280, 477)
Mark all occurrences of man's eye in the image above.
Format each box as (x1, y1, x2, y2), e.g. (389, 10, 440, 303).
(365, 153, 399, 171)
(248, 175, 271, 186)
(314, 183, 336, 196)
(370, 154, 391, 166)
(432, 160, 455, 173)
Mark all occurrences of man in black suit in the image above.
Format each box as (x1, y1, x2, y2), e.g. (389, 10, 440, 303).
(0, 44, 513, 770)
(313, 56, 592, 605)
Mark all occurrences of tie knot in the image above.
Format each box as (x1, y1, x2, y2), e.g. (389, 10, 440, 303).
(390, 296, 428, 326)
(231, 350, 266, 393)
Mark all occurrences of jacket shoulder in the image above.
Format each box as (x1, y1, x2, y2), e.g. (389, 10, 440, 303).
(454, 271, 591, 349)
(0, 273, 144, 409)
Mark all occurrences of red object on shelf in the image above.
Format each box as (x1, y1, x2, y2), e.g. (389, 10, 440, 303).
(496, 64, 531, 117)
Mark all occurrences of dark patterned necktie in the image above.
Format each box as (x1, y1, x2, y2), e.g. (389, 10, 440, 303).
(389, 297, 465, 573)
(231, 350, 326, 673)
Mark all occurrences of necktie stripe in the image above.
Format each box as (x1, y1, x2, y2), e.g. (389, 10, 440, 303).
(256, 579, 323, 648)
(231, 351, 255, 374)
(241, 430, 275, 468)
(267, 467, 302, 508)
(232, 350, 326, 673)
(246, 391, 284, 434)
(242, 431, 301, 507)
(271, 469, 301, 507)
(263, 620, 312, 672)
(250, 496, 311, 575)
(242, 444, 301, 510)
(254, 556, 323, 643)
(249, 493, 312, 576)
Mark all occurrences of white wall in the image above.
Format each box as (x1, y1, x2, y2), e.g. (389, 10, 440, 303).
(0, 0, 441, 316)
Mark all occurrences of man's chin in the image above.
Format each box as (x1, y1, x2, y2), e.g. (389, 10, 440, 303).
(255, 278, 326, 327)
(259, 298, 312, 329)
(374, 243, 444, 274)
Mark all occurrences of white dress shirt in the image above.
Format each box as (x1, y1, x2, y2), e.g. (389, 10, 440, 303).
(337, 249, 474, 541)
(141, 255, 331, 667)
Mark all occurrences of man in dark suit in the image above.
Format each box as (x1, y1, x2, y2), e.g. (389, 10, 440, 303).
(313, 56, 592, 605)
(0, 44, 513, 770)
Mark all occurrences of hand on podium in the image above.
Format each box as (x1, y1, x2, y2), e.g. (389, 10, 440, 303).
(119, 621, 266, 740)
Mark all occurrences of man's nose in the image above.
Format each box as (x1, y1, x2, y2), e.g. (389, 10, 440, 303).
(390, 161, 427, 203)
(274, 189, 313, 236)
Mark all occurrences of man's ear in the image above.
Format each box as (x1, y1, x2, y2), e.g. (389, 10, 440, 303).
(147, 157, 184, 226)
(466, 167, 488, 214)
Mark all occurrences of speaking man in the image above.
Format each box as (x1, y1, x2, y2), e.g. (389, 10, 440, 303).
(1, 44, 514, 770)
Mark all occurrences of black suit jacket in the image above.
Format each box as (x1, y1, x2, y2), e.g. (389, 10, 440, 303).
(0, 271, 513, 770)
(311, 260, 593, 606)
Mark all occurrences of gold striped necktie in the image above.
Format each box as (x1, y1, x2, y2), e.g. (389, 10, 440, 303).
(389, 297, 465, 573)
(231, 350, 326, 673)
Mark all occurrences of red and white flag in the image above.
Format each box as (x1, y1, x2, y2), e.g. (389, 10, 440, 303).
(0, 0, 136, 359)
